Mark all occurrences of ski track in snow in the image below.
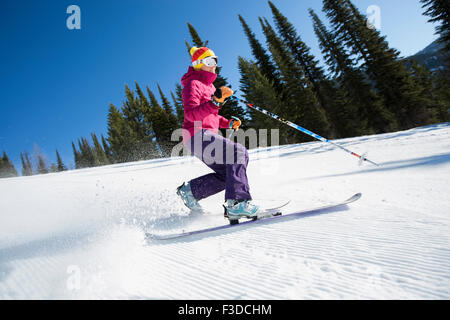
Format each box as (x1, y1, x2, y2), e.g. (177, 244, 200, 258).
(0, 124, 449, 299)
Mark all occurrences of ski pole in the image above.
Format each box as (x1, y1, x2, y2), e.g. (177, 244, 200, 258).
(230, 96, 379, 166)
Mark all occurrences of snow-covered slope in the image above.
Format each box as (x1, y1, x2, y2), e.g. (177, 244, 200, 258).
(0, 124, 449, 299)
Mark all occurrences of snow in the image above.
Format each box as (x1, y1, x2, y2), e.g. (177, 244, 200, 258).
(0, 123, 449, 299)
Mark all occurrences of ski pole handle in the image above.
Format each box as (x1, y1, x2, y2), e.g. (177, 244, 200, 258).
(226, 116, 241, 139)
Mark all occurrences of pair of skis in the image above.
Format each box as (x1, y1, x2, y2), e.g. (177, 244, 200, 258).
(146, 193, 361, 240)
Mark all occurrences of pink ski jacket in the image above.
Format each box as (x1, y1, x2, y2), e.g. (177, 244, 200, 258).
(181, 67, 230, 145)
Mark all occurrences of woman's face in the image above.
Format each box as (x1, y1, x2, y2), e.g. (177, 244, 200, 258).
(200, 64, 216, 74)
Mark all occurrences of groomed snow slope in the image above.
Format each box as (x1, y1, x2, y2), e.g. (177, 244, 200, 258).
(0, 124, 449, 299)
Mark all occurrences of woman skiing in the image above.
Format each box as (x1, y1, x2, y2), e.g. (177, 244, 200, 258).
(177, 46, 259, 220)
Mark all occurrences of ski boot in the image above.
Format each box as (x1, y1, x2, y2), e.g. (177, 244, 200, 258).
(177, 182, 202, 211)
(223, 199, 260, 225)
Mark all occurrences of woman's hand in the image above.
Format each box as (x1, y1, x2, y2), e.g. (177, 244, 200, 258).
(228, 116, 242, 131)
(212, 86, 234, 107)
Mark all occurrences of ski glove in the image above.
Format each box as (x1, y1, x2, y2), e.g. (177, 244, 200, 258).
(228, 116, 242, 131)
(212, 86, 234, 107)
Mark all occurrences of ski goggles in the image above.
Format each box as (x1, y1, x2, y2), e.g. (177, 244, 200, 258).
(192, 56, 218, 67)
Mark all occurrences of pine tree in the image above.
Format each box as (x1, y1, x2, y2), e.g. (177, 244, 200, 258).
(409, 59, 449, 122)
(238, 13, 327, 142)
(77, 137, 97, 168)
(434, 73, 450, 121)
(238, 14, 281, 92)
(55, 149, 67, 171)
(310, 8, 397, 134)
(421, 0, 450, 57)
(269, 1, 354, 138)
(32, 145, 49, 174)
(132, 83, 160, 160)
(72, 142, 81, 169)
(0, 151, 18, 178)
(157, 84, 179, 130)
(107, 83, 159, 163)
(323, 0, 433, 129)
(49, 163, 58, 173)
(171, 85, 184, 126)
(101, 134, 114, 164)
(20, 151, 33, 176)
(122, 84, 150, 146)
(145, 86, 176, 156)
(268, 2, 327, 95)
(91, 133, 109, 166)
(107, 103, 140, 163)
(187, 22, 209, 47)
(36, 154, 48, 174)
(238, 57, 285, 145)
(185, 40, 192, 55)
(260, 17, 330, 142)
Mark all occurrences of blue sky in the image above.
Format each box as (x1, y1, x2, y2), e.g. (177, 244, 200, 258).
(0, 0, 439, 172)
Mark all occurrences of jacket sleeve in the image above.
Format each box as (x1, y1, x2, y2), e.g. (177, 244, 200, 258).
(218, 115, 230, 129)
(182, 80, 219, 122)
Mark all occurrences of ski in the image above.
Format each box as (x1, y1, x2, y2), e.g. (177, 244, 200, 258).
(146, 193, 361, 240)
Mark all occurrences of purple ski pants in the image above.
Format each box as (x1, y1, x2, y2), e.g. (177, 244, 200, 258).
(187, 129, 252, 201)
